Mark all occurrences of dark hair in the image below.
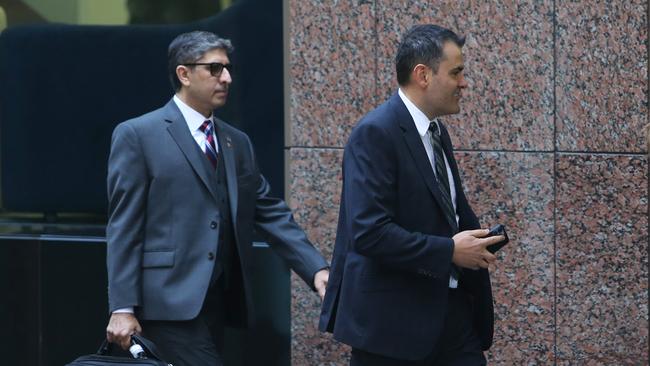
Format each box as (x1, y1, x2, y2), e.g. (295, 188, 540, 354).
(168, 31, 234, 91)
(395, 24, 465, 86)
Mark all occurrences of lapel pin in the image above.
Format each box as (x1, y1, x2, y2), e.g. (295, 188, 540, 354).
(226, 136, 232, 148)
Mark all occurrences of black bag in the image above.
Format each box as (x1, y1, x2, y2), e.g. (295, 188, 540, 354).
(66, 334, 172, 366)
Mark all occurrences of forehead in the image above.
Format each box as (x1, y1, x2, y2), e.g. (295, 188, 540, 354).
(198, 48, 230, 63)
(439, 41, 464, 67)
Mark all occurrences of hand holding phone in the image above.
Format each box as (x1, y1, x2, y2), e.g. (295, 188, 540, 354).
(485, 224, 509, 254)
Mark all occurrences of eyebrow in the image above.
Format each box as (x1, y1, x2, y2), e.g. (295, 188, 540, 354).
(450, 65, 464, 74)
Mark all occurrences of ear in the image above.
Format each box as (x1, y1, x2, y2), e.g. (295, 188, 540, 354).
(176, 65, 191, 88)
(412, 64, 430, 88)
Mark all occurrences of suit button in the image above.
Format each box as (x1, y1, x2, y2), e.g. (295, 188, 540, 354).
(208, 252, 215, 260)
(210, 221, 217, 229)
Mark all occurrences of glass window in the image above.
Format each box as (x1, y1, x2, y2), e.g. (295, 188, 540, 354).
(0, 0, 235, 30)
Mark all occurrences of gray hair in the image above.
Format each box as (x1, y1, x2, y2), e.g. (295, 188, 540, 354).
(168, 31, 234, 91)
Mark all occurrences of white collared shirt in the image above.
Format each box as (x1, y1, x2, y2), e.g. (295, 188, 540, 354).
(398, 89, 459, 288)
(173, 95, 220, 153)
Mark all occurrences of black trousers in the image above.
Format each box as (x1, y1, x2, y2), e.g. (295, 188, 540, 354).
(351, 288, 487, 366)
(140, 278, 226, 366)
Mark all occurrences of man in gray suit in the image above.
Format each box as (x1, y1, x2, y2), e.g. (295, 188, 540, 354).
(105, 31, 329, 366)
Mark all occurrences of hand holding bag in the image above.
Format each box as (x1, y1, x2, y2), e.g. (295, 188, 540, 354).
(66, 334, 172, 366)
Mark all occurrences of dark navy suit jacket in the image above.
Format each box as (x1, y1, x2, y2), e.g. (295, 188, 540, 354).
(319, 93, 494, 360)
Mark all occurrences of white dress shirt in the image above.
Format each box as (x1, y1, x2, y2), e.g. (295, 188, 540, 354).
(398, 89, 459, 288)
(173, 95, 220, 153)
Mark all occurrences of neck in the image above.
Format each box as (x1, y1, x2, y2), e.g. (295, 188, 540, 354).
(176, 91, 212, 118)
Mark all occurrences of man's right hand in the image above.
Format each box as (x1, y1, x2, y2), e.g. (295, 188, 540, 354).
(106, 312, 142, 350)
(452, 229, 504, 270)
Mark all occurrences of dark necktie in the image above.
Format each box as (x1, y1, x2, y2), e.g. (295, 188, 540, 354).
(428, 121, 458, 233)
(429, 121, 461, 283)
(199, 120, 218, 169)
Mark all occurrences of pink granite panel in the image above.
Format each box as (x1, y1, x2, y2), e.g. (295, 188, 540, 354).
(289, 0, 377, 148)
(288, 148, 349, 365)
(377, 1, 554, 151)
(556, 1, 647, 153)
(556, 154, 648, 364)
(456, 151, 555, 364)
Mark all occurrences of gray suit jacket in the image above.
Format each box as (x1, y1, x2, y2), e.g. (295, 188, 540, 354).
(106, 99, 327, 325)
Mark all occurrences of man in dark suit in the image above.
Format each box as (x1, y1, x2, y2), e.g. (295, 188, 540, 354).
(105, 31, 329, 366)
(319, 24, 505, 365)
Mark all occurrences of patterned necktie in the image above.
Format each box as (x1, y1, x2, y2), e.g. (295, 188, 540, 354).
(428, 121, 458, 233)
(429, 121, 461, 284)
(199, 120, 218, 169)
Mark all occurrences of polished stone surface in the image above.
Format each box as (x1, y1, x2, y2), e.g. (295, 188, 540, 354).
(556, 1, 648, 153)
(288, 148, 349, 365)
(456, 151, 555, 364)
(287, 1, 648, 364)
(289, 0, 377, 148)
(556, 154, 648, 364)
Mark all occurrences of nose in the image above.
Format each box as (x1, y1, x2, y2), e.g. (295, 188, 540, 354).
(458, 73, 468, 88)
(219, 68, 232, 84)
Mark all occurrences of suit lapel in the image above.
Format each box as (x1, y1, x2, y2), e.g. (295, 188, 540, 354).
(163, 100, 220, 203)
(392, 94, 457, 230)
(214, 119, 238, 224)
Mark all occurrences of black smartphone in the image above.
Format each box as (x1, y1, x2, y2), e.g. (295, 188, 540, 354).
(486, 224, 509, 254)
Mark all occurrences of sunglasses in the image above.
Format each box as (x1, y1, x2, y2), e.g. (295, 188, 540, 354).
(183, 62, 233, 77)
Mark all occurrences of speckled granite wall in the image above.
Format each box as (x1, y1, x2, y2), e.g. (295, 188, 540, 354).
(287, 1, 648, 365)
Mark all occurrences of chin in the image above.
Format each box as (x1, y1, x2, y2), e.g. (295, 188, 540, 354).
(440, 108, 460, 117)
(212, 98, 227, 109)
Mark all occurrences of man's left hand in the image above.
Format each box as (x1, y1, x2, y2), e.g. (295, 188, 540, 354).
(313, 269, 329, 300)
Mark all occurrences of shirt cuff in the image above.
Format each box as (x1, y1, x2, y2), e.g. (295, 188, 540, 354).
(112, 307, 134, 314)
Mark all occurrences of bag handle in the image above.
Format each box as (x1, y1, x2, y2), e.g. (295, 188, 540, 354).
(131, 334, 166, 360)
(97, 339, 110, 355)
(97, 334, 166, 361)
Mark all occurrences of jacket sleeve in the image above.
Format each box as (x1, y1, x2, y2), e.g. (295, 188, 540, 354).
(106, 122, 148, 313)
(244, 136, 328, 289)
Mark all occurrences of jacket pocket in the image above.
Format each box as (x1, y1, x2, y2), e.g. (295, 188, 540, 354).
(142, 250, 175, 268)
